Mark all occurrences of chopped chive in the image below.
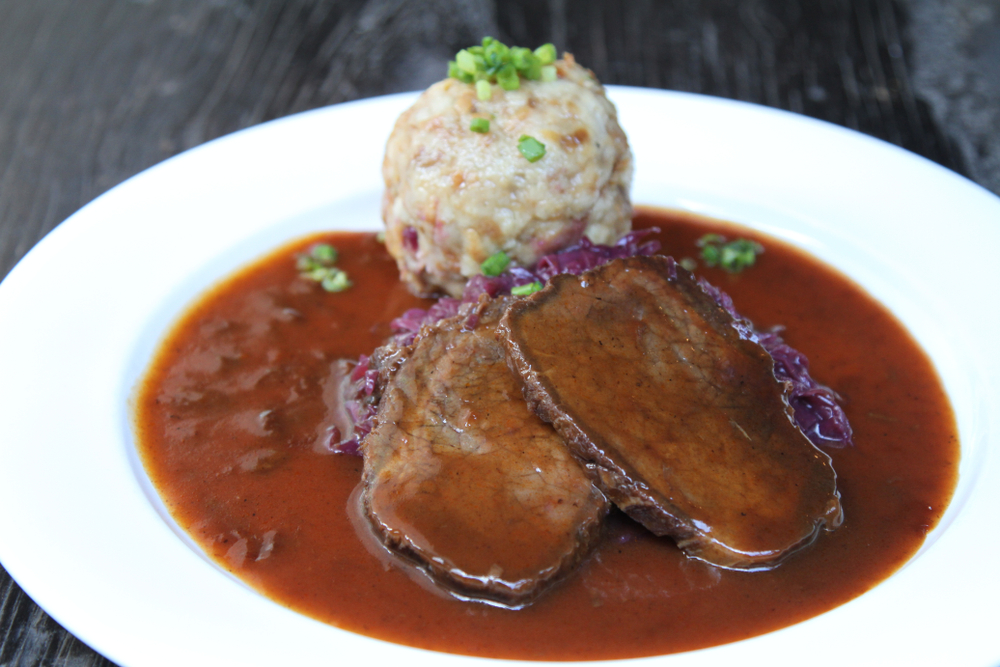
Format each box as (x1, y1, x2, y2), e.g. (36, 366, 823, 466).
(470, 117, 490, 133)
(480, 251, 510, 276)
(296, 255, 316, 272)
(511, 281, 543, 296)
(496, 63, 520, 90)
(696, 234, 764, 273)
(518, 135, 546, 162)
(296, 242, 352, 291)
(484, 39, 509, 69)
(534, 43, 557, 65)
(320, 268, 352, 292)
(311, 243, 337, 264)
(456, 49, 477, 74)
(475, 79, 492, 100)
(448, 39, 560, 88)
(511, 47, 532, 70)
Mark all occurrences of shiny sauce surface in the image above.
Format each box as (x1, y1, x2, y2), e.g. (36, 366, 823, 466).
(134, 209, 958, 660)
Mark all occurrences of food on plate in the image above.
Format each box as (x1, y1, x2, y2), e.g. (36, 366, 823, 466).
(381, 39, 633, 298)
(134, 213, 958, 659)
(133, 40, 959, 660)
(361, 297, 608, 605)
(350, 229, 848, 588)
(499, 255, 843, 569)
(351, 40, 853, 587)
(336, 228, 663, 456)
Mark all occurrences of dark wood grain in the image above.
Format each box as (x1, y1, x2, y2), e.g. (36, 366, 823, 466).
(0, 1, 996, 665)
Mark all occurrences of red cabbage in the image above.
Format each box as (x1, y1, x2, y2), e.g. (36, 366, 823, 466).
(755, 328, 854, 448)
(402, 226, 419, 252)
(336, 230, 853, 454)
(695, 275, 852, 447)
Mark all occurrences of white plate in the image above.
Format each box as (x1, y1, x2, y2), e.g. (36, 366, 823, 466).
(0, 89, 998, 667)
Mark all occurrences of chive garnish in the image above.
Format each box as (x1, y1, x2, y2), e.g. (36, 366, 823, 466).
(311, 243, 337, 264)
(480, 251, 510, 276)
(448, 37, 559, 91)
(476, 79, 492, 101)
(534, 43, 557, 65)
(696, 234, 764, 273)
(511, 281, 543, 296)
(296, 243, 352, 292)
(518, 135, 546, 162)
(470, 117, 490, 133)
(496, 63, 519, 90)
(456, 49, 477, 75)
(320, 269, 352, 292)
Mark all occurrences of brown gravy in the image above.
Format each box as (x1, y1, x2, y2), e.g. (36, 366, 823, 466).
(133, 208, 958, 660)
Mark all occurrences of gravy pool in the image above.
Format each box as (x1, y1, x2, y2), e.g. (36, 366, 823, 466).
(133, 208, 958, 660)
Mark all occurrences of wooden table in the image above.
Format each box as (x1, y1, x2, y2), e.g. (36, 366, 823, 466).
(1, 1, 997, 665)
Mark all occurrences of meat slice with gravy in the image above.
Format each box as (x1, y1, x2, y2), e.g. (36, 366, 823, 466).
(498, 255, 843, 570)
(360, 297, 608, 606)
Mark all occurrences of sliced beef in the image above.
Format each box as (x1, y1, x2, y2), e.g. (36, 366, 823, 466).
(498, 255, 843, 570)
(360, 297, 608, 606)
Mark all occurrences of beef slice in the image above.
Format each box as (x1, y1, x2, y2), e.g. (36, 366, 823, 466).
(360, 297, 608, 605)
(498, 255, 843, 570)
